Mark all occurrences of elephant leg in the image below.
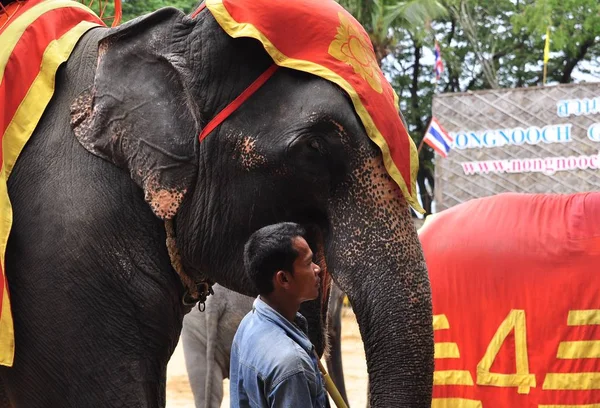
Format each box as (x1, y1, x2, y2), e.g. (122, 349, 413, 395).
(326, 283, 349, 406)
(204, 307, 221, 408)
(182, 310, 210, 408)
(209, 360, 225, 408)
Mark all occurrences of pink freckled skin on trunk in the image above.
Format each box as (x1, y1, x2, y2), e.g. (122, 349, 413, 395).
(329, 145, 433, 406)
(331, 120, 345, 133)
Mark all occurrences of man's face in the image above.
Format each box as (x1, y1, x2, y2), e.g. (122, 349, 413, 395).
(288, 237, 321, 302)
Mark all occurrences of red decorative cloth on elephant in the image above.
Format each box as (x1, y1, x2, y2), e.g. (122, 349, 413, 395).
(204, 0, 422, 212)
(419, 192, 600, 407)
(0, 0, 103, 366)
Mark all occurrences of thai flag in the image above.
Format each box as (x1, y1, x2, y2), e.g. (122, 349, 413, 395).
(434, 40, 444, 81)
(423, 118, 453, 158)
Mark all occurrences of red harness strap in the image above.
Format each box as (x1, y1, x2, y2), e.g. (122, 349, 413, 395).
(190, 2, 205, 18)
(192, 3, 279, 142)
(198, 64, 279, 142)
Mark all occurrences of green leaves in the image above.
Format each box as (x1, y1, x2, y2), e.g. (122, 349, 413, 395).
(119, 0, 197, 22)
(385, 0, 447, 29)
(338, 0, 447, 61)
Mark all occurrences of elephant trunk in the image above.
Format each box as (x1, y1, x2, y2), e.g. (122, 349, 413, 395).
(329, 156, 433, 407)
(349, 259, 432, 406)
(204, 308, 219, 408)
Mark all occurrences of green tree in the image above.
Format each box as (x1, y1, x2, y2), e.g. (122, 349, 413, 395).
(120, 0, 197, 22)
(91, 0, 198, 25)
(511, 0, 600, 84)
(437, 0, 600, 90)
(339, 0, 446, 64)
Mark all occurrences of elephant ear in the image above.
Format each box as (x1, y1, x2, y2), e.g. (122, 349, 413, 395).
(71, 9, 198, 220)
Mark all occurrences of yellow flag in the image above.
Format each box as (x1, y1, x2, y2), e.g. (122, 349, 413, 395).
(543, 27, 550, 63)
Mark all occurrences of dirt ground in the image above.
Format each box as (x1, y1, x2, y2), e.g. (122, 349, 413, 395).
(166, 307, 368, 407)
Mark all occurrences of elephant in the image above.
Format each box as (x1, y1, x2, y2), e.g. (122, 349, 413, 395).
(419, 192, 600, 406)
(0, 1, 433, 407)
(181, 285, 254, 408)
(181, 283, 349, 408)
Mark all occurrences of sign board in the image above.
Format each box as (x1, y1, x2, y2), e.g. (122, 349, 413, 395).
(432, 83, 600, 210)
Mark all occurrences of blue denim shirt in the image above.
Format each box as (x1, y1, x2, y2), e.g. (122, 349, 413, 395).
(229, 297, 327, 408)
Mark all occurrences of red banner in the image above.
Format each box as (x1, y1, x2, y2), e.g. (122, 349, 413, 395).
(420, 192, 600, 407)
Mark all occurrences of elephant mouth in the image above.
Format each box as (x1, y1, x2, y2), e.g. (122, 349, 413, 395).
(295, 217, 331, 357)
(299, 218, 332, 325)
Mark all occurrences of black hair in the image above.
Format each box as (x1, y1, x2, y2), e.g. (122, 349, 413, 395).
(243, 222, 307, 295)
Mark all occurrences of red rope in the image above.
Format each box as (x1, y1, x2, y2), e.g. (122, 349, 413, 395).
(199, 64, 279, 142)
(191, 2, 206, 19)
(111, 0, 121, 26)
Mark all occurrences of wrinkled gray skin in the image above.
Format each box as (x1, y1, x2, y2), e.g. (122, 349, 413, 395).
(181, 283, 349, 408)
(0, 6, 432, 408)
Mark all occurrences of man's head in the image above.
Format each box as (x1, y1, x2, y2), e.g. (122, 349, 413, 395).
(244, 222, 321, 302)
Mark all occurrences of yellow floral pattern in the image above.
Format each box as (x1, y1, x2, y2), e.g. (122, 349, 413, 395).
(328, 12, 382, 94)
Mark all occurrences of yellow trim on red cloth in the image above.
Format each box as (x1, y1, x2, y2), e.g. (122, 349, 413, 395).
(0, 0, 103, 366)
(0, 0, 100, 78)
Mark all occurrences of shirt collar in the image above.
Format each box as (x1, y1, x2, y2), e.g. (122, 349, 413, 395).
(253, 297, 314, 354)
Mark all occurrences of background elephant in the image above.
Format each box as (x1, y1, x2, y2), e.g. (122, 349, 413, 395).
(181, 283, 349, 408)
(0, 2, 433, 407)
(181, 285, 253, 408)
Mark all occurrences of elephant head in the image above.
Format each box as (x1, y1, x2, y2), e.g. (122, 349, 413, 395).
(71, 3, 433, 406)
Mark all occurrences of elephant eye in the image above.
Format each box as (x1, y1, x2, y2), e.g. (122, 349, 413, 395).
(308, 139, 321, 151)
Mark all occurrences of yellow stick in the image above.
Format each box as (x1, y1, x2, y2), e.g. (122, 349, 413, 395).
(316, 356, 349, 408)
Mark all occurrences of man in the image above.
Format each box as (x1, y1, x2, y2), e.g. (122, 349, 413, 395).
(230, 222, 328, 407)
